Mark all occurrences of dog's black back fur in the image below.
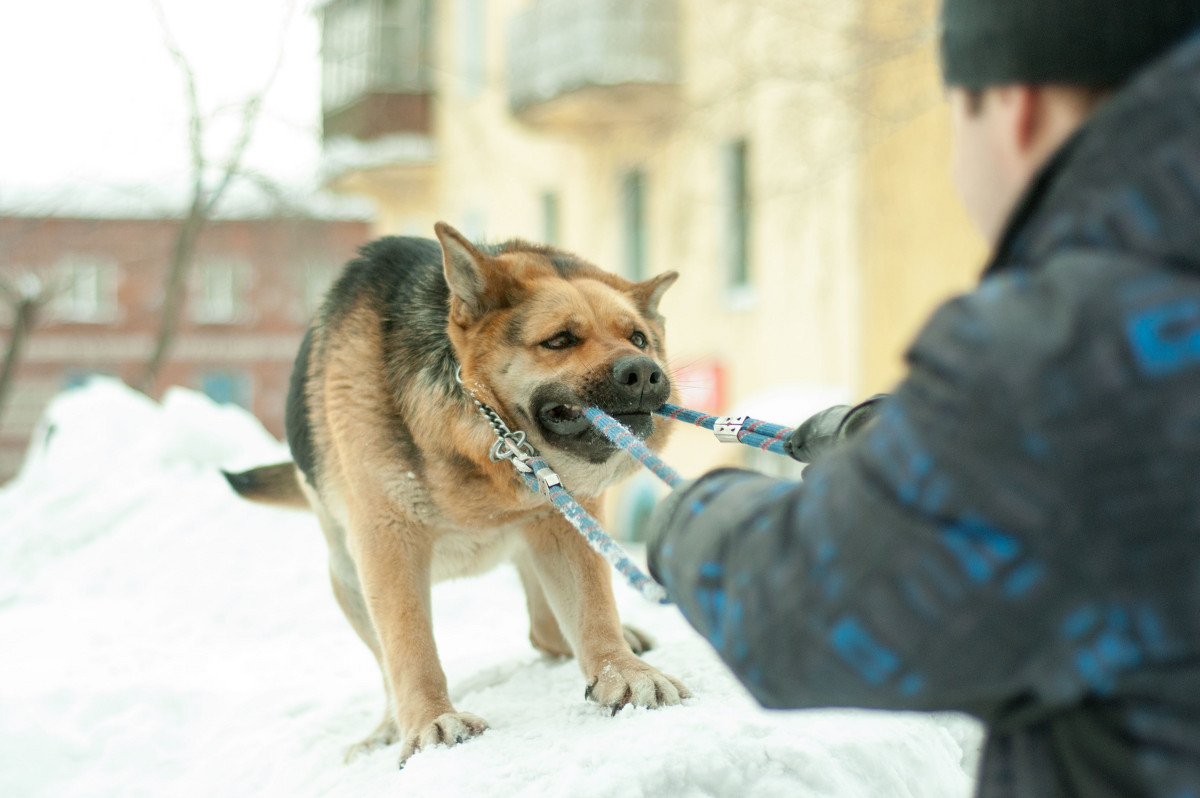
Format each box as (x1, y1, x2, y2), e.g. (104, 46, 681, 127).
(285, 327, 317, 484)
(287, 237, 448, 488)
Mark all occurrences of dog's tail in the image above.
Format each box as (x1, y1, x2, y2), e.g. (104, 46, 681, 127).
(223, 462, 310, 510)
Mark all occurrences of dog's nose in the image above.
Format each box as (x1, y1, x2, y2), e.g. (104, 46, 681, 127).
(612, 356, 663, 398)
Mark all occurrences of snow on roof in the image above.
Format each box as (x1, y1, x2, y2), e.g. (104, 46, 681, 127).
(0, 378, 982, 797)
(0, 178, 375, 223)
(318, 133, 438, 186)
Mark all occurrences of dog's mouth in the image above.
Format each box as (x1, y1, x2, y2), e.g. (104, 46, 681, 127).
(529, 380, 664, 463)
(536, 401, 654, 439)
(537, 402, 589, 435)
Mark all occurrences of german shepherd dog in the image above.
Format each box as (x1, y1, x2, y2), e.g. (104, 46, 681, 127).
(226, 222, 690, 766)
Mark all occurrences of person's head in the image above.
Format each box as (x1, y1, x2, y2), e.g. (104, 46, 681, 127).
(940, 0, 1200, 245)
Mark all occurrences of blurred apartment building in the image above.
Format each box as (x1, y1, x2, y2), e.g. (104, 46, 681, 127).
(315, 0, 987, 526)
(0, 215, 369, 481)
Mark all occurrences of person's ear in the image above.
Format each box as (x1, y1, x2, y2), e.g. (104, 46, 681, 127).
(1012, 86, 1042, 156)
(991, 85, 1042, 185)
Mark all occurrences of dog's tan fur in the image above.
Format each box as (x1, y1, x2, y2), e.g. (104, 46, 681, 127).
(230, 223, 690, 766)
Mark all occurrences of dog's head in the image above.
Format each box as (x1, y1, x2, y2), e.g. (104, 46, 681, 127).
(436, 222, 678, 465)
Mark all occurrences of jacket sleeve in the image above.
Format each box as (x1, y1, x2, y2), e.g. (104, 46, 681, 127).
(647, 266, 1109, 722)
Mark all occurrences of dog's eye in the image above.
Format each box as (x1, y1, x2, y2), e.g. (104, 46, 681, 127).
(541, 332, 578, 350)
(630, 331, 648, 349)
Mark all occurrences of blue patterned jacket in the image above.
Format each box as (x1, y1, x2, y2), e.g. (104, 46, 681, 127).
(647, 29, 1200, 798)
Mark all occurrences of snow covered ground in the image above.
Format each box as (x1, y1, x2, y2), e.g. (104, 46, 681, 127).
(0, 380, 984, 798)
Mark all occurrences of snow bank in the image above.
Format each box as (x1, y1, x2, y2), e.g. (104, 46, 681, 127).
(0, 379, 983, 798)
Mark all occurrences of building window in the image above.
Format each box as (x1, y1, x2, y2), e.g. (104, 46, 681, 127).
(192, 258, 245, 324)
(457, 0, 486, 96)
(63, 370, 114, 390)
(54, 256, 118, 323)
(723, 139, 751, 290)
(621, 169, 647, 281)
(200, 370, 252, 409)
(541, 191, 560, 245)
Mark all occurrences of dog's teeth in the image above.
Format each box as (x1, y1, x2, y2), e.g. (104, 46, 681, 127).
(550, 404, 582, 420)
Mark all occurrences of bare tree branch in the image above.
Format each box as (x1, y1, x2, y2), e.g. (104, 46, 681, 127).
(150, 0, 205, 192)
(0, 273, 59, 434)
(202, 2, 294, 217)
(138, 0, 297, 393)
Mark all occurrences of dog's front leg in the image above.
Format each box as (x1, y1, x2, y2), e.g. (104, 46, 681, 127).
(351, 510, 487, 766)
(521, 511, 692, 713)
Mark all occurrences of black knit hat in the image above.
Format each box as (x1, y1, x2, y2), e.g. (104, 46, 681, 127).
(940, 0, 1200, 89)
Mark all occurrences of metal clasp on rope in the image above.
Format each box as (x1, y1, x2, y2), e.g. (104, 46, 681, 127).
(713, 415, 747, 443)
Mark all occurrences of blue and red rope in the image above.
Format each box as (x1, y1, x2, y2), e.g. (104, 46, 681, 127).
(653, 403, 794, 457)
(518, 452, 669, 605)
(514, 404, 795, 604)
(583, 408, 684, 488)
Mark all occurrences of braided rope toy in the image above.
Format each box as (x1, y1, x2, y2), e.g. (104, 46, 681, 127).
(482, 395, 797, 604)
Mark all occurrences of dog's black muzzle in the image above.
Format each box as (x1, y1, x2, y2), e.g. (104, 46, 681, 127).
(530, 356, 670, 463)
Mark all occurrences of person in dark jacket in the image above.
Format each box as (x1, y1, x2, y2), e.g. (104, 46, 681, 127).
(645, 1, 1200, 796)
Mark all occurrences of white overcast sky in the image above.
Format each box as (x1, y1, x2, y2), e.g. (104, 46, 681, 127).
(0, 0, 323, 205)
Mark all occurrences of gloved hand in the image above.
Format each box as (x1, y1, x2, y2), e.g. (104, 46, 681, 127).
(783, 394, 888, 464)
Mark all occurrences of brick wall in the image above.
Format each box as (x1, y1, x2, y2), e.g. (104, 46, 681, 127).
(0, 215, 372, 482)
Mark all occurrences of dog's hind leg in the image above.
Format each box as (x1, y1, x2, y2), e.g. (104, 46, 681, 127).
(516, 551, 654, 657)
(515, 552, 573, 658)
(315, 507, 402, 760)
(330, 571, 401, 761)
(343, 682, 399, 762)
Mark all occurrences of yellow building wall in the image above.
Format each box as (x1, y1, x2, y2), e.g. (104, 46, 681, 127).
(859, 0, 988, 393)
(328, 0, 990, 532)
(359, 0, 869, 479)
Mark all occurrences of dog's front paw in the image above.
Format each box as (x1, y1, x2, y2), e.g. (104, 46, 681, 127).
(397, 711, 488, 767)
(584, 655, 691, 715)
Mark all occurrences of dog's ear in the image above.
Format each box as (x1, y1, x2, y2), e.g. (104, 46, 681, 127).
(436, 221, 501, 324)
(630, 270, 679, 318)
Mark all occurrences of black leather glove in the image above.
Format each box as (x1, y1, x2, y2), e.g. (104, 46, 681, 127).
(783, 394, 888, 464)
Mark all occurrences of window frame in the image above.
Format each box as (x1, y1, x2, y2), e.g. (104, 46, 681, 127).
(723, 138, 752, 294)
(52, 255, 119, 324)
(621, 168, 647, 282)
(191, 257, 247, 325)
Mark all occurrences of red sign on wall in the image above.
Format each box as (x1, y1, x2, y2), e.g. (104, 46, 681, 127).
(671, 360, 724, 414)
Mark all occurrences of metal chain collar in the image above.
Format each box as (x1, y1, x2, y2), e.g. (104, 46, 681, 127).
(455, 365, 537, 474)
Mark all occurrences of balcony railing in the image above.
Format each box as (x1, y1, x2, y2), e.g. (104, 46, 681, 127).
(319, 0, 435, 142)
(507, 0, 681, 127)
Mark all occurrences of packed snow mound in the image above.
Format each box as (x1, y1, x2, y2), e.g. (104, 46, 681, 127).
(0, 379, 984, 798)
